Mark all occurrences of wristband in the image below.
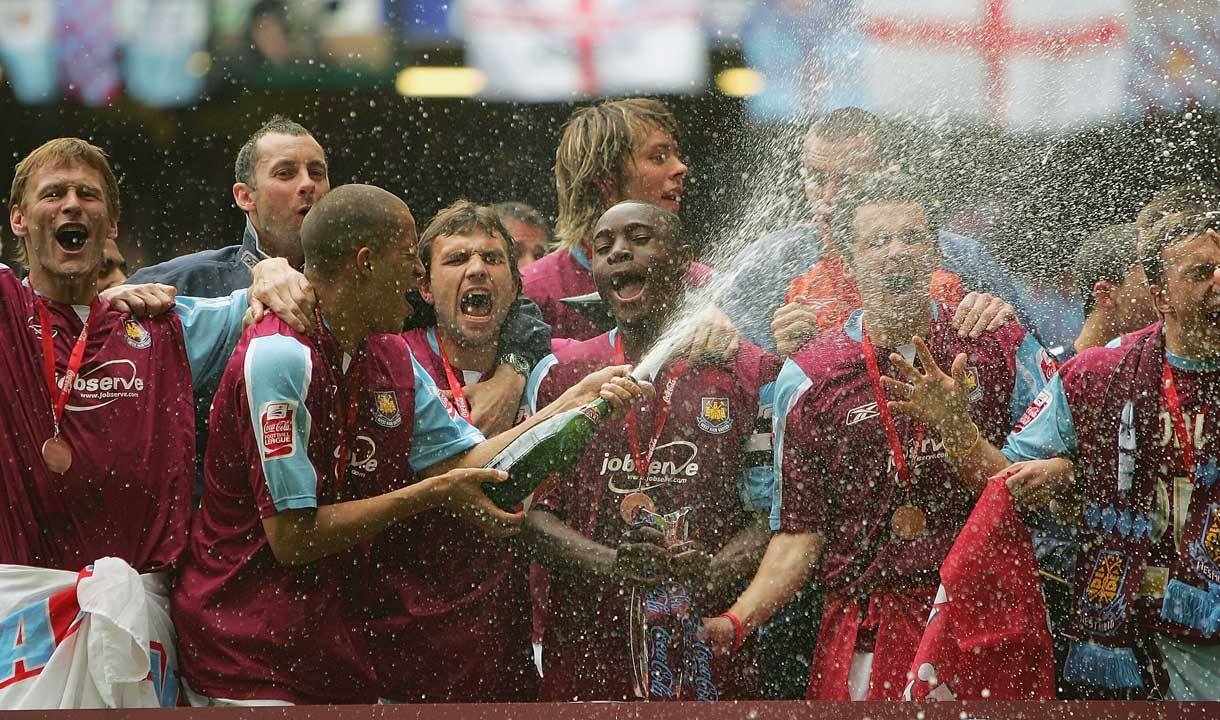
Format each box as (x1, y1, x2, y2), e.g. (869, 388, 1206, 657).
(943, 422, 981, 458)
(718, 611, 744, 652)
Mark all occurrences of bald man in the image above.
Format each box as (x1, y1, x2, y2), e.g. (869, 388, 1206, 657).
(171, 185, 649, 706)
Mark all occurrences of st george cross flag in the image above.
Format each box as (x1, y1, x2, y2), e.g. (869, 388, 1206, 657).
(902, 475, 1057, 701)
(0, 558, 178, 709)
(461, 0, 707, 101)
(857, 0, 1130, 132)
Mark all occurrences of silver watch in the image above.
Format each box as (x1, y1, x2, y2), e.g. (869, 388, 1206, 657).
(500, 352, 531, 377)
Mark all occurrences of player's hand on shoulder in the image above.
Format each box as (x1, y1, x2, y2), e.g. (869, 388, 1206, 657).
(952, 292, 1015, 339)
(427, 467, 523, 538)
(104, 282, 177, 318)
(686, 306, 740, 366)
(249, 257, 316, 333)
(771, 301, 818, 357)
(612, 526, 670, 586)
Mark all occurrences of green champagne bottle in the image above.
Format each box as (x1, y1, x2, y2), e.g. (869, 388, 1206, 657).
(482, 395, 614, 510)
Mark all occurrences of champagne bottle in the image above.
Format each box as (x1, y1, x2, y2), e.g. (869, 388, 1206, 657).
(482, 395, 614, 510)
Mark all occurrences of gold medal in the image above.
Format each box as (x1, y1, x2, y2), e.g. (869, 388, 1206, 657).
(891, 504, 926, 541)
(42, 435, 73, 474)
(620, 492, 656, 524)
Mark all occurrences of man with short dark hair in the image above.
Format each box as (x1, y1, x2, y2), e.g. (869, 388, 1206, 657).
(524, 200, 780, 701)
(1072, 223, 1158, 355)
(371, 200, 537, 703)
(723, 107, 1031, 358)
(130, 117, 552, 476)
(494, 200, 550, 269)
(703, 174, 1051, 700)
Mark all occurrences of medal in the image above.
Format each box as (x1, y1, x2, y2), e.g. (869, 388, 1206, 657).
(620, 492, 656, 524)
(861, 324, 928, 542)
(41, 436, 73, 474)
(35, 295, 98, 475)
(891, 503, 927, 541)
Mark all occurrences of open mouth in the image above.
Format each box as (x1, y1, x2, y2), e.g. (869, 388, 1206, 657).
(54, 224, 89, 252)
(882, 274, 915, 294)
(460, 290, 493, 318)
(660, 190, 681, 209)
(609, 271, 647, 302)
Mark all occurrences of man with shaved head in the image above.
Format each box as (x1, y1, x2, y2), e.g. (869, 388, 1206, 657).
(171, 185, 649, 706)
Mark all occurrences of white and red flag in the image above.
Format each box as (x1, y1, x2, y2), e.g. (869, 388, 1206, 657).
(461, 0, 707, 101)
(858, 0, 1130, 131)
(903, 476, 1057, 701)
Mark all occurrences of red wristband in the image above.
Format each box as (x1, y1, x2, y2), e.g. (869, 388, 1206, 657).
(718, 611, 744, 652)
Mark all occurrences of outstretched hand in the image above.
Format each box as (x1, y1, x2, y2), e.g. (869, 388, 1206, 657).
(879, 335, 974, 437)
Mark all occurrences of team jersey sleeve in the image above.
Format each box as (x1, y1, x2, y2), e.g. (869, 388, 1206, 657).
(524, 353, 560, 417)
(244, 333, 319, 515)
(175, 289, 248, 389)
(770, 359, 818, 532)
(1009, 332, 1055, 428)
(407, 351, 485, 472)
(1001, 374, 1079, 462)
(737, 380, 776, 513)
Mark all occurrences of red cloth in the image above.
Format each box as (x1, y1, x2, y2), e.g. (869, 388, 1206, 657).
(903, 476, 1056, 701)
(807, 589, 933, 700)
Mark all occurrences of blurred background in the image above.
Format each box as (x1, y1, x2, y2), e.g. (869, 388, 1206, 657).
(0, 0, 1218, 291)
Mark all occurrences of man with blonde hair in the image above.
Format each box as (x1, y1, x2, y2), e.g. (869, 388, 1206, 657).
(523, 98, 705, 342)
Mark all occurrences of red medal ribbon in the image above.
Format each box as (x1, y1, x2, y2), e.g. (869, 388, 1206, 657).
(614, 332, 683, 481)
(435, 332, 472, 422)
(36, 294, 99, 437)
(860, 326, 920, 491)
(1162, 356, 1196, 482)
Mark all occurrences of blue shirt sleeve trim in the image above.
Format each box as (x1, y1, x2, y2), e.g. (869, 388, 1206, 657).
(770, 359, 814, 531)
(176, 288, 248, 389)
(738, 379, 777, 514)
(1010, 333, 1053, 428)
(525, 354, 560, 416)
(1002, 374, 1078, 462)
(243, 334, 319, 511)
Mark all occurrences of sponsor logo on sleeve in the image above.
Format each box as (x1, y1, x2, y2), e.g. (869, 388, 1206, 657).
(1013, 387, 1051, 433)
(846, 401, 880, 426)
(123, 319, 152, 349)
(259, 401, 297, 459)
(1037, 348, 1059, 381)
(697, 397, 731, 434)
(372, 390, 403, 428)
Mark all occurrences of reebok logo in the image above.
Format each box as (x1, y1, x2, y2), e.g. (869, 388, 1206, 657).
(846, 402, 880, 426)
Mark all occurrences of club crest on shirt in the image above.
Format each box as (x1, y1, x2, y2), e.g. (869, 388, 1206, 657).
(259, 401, 297, 460)
(697, 397, 731, 434)
(372, 390, 402, 428)
(961, 366, 983, 402)
(123, 318, 152, 349)
(1187, 503, 1220, 585)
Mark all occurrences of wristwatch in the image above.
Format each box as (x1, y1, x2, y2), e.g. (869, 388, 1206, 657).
(499, 352, 531, 377)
